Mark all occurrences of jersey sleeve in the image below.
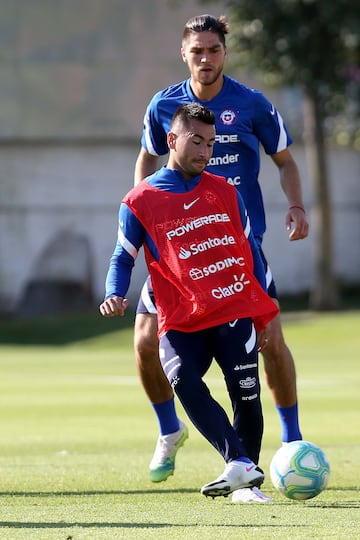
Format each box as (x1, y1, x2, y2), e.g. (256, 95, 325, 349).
(104, 203, 145, 299)
(140, 93, 169, 157)
(251, 91, 293, 155)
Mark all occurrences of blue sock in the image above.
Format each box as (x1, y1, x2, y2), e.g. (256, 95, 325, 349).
(276, 403, 302, 443)
(152, 397, 179, 436)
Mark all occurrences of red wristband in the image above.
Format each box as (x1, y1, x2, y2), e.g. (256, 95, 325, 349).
(289, 205, 306, 213)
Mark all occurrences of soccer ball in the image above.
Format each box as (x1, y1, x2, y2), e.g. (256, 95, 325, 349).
(270, 440, 330, 500)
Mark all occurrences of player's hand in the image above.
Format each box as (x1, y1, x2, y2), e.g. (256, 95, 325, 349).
(99, 296, 128, 317)
(286, 206, 309, 241)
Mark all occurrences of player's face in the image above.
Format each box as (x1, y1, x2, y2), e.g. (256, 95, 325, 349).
(168, 119, 215, 180)
(181, 31, 226, 87)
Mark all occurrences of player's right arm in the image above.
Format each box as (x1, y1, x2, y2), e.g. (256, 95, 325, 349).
(99, 203, 145, 317)
(134, 93, 170, 186)
(134, 147, 159, 186)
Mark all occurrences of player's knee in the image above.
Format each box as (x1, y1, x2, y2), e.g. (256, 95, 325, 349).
(134, 314, 159, 360)
(262, 333, 288, 365)
(265, 337, 282, 357)
(262, 315, 286, 359)
(171, 365, 201, 399)
(172, 375, 196, 403)
(135, 333, 158, 360)
(134, 329, 158, 354)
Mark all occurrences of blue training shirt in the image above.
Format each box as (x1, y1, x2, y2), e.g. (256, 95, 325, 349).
(141, 75, 293, 239)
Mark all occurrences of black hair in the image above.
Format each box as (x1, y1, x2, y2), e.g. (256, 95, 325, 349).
(182, 14, 229, 46)
(171, 103, 215, 129)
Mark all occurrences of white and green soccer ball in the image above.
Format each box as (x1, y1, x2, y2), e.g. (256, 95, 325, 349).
(270, 440, 330, 500)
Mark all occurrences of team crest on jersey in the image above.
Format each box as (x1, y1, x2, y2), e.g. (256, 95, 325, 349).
(220, 109, 237, 125)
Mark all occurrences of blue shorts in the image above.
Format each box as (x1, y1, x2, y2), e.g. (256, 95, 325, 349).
(136, 247, 278, 315)
(159, 318, 263, 463)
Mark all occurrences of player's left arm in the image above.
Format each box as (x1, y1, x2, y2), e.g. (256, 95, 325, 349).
(252, 93, 309, 241)
(271, 148, 309, 241)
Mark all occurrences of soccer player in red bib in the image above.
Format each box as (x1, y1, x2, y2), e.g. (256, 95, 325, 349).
(100, 103, 279, 498)
(132, 14, 308, 503)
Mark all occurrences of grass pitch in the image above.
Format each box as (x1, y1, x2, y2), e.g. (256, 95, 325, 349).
(0, 309, 359, 539)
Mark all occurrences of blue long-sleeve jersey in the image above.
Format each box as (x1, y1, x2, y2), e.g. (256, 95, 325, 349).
(140, 76, 293, 239)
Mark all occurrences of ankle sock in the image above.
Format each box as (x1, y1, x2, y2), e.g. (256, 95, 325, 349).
(152, 397, 179, 436)
(276, 403, 302, 442)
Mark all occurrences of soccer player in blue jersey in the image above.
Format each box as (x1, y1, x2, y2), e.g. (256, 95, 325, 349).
(133, 14, 309, 503)
(100, 102, 279, 498)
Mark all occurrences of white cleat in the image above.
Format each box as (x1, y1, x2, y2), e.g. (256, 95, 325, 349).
(201, 460, 264, 498)
(149, 420, 189, 482)
(231, 486, 272, 503)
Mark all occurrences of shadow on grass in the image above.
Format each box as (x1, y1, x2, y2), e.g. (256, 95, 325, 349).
(0, 488, 314, 530)
(0, 488, 358, 507)
(0, 521, 310, 530)
(0, 488, 197, 496)
(0, 309, 135, 346)
(0, 490, 358, 530)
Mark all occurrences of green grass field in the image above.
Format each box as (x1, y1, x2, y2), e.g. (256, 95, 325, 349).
(0, 310, 359, 539)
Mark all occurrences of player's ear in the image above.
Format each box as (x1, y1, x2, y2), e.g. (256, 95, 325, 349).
(181, 47, 187, 63)
(167, 132, 177, 149)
